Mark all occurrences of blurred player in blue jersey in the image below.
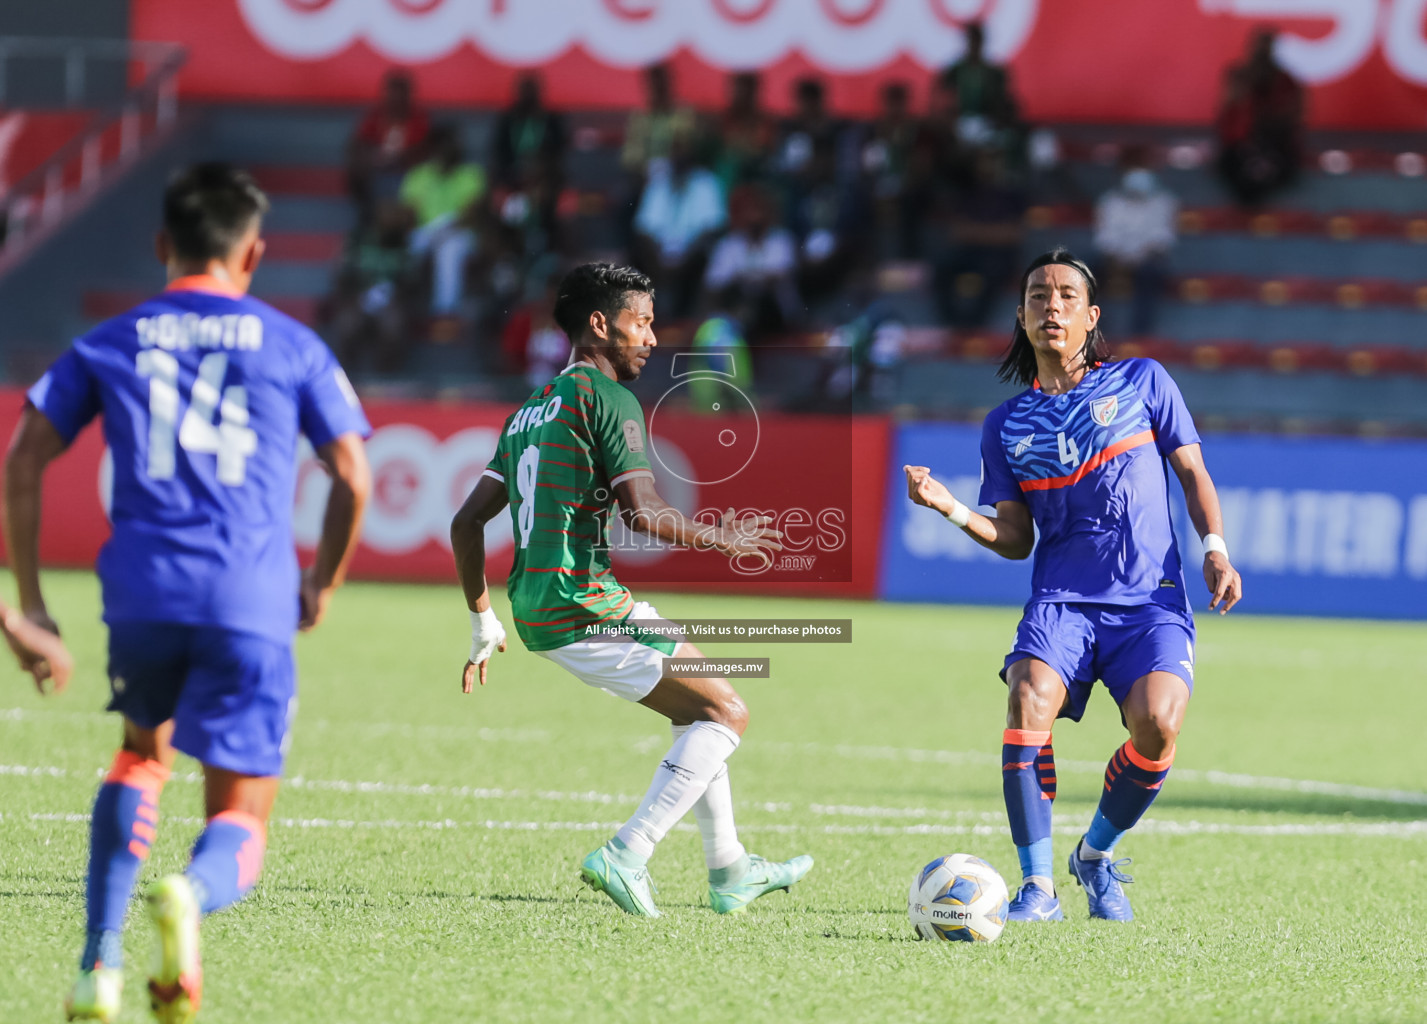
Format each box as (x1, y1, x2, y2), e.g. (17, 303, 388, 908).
(905, 248, 1242, 923)
(4, 164, 372, 1022)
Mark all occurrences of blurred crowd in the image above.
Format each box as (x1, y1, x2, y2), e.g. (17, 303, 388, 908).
(320, 25, 1307, 396)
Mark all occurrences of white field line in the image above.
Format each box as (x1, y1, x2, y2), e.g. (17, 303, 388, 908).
(0, 707, 548, 744)
(756, 741, 1427, 808)
(8, 705, 1427, 808)
(5, 763, 1426, 840)
(15, 811, 1427, 840)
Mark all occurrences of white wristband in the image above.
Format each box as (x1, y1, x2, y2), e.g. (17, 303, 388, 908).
(943, 500, 972, 528)
(1202, 533, 1229, 558)
(469, 607, 507, 664)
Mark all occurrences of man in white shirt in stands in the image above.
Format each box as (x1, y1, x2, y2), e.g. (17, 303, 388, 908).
(1092, 146, 1178, 338)
(633, 132, 727, 317)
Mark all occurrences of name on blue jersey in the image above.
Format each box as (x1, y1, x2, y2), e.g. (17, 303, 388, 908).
(136, 313, 265, 352)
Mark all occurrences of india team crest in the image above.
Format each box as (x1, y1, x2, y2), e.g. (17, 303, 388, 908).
(1090, 395, 1119, 427)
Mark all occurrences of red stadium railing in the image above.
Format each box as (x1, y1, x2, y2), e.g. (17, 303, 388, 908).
(0, 38, 186, 278)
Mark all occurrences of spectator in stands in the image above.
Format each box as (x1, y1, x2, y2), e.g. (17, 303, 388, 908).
(790, 139, 871, 307)
(1216, 29, 1305, 207)
(939, 23, 1010, 148)
(324, 199, 420, 375)
(1093, 145, 1177, 337)
(862, 81, 931, 258)
(399, 123, 487, 328)
(703, 183, 800, 340)
(932, 145, 1027, 329)
(619, 63, 698, 252)
(622, 64, 697, 180)
(493, 74, 566, 190)
(348, 70, 430, 225)
(632, 131, 727, 317)
(923, 74, 972, 195)
(781, 77, 844, 182)
(488, 159, 565, 310)
(500, 270, 571, 387)
(715, 72, 777, 191)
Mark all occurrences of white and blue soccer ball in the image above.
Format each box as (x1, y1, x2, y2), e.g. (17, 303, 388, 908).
(908, 853, 1010, 943)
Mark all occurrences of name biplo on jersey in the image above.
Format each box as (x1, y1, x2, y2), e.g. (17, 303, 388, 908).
(483, 362, 655, 652)
(978, 358, 1200, 612)
(27, 279, 371, 643)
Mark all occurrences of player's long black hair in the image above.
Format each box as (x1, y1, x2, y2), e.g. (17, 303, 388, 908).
(996, 247, 1112, 387)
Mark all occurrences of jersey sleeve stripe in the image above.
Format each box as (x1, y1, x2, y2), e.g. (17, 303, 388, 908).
(1018, 430, 1156, 492)
(610, 469, 655, 488)
(481, 468, 505, 483)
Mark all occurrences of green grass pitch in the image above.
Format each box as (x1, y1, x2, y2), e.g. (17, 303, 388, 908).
(3, 570, 1425, 1023)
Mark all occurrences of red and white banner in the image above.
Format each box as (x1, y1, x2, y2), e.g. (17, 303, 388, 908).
(0, 391, 888, 598)
(131, 0, 1427, 128)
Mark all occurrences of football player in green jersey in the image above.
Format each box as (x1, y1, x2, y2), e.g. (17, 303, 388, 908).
(451, 263, 813, 917)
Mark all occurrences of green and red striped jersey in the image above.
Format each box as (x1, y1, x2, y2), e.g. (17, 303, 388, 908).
(483, 362, 654, 651)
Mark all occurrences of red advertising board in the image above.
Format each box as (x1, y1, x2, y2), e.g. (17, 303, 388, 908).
(131, 0, 1427, 129)
(0, 390, 888, 599)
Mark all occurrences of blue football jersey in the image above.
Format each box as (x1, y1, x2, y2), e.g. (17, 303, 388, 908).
(978, 358, 1200, 611)
(27, 277, 371, 643)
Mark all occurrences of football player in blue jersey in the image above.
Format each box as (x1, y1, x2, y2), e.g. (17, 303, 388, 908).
(4, 163, 372, 1022)
(905, 248, 1242, 923)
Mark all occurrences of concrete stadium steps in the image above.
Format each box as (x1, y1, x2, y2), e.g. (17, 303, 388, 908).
(81, 288, 319, 325)
(1031, 203, 1427, 248)
(262, 230, 344, 263)
(1100, 302, 1427, 349)
(874, 263, 1427, 349)
(252, 165, 345, 198)
(1169, 273, 1427, 309)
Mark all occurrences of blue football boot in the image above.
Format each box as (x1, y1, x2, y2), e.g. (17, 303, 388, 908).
(1067, 840, 1135, 921)
(1006, 881, 1064, 922)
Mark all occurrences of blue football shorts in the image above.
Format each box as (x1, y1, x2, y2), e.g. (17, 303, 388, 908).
(1000, 601, 1196, 722)
(107, 623, 297, 777)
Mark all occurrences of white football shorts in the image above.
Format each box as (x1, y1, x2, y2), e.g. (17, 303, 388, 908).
(537, 601, 684, 702)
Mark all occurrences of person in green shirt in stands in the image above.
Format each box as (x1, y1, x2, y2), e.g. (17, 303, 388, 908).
(400, 122, 487, 324)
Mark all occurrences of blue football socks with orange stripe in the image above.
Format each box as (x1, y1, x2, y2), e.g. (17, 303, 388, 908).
(1083, 740, 1175, 856)
(185, 809, 267, 915)
(81, 750, 170, 969)
(1002, 729, 1057, 887)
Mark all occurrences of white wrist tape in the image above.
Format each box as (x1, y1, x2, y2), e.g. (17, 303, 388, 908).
(1202, 533, 1229, 558)
(943, 500, 972, 528)
(469, 608, 507, 664)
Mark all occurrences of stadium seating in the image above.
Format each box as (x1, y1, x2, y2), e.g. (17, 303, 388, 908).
(1, 104, 1423, 430)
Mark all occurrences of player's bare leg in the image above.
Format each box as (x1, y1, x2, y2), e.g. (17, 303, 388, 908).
(147, 767, 279, 1023)
(66, 718, 177, 1021)
(1070, 671, 1189, 921)
(580, 642, 812, 916)
(1002, 658, 1070, 921)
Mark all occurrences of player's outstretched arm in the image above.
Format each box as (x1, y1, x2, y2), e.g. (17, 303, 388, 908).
(613, 476, 783, 568)
(450, 474, 510, 691)
(3, 406, 68, 644)
(1, 600, 73, 693)
(300, 432, 371, 632)
(1169, 444, 1243, 614)
(903, 465, 1034, 560)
